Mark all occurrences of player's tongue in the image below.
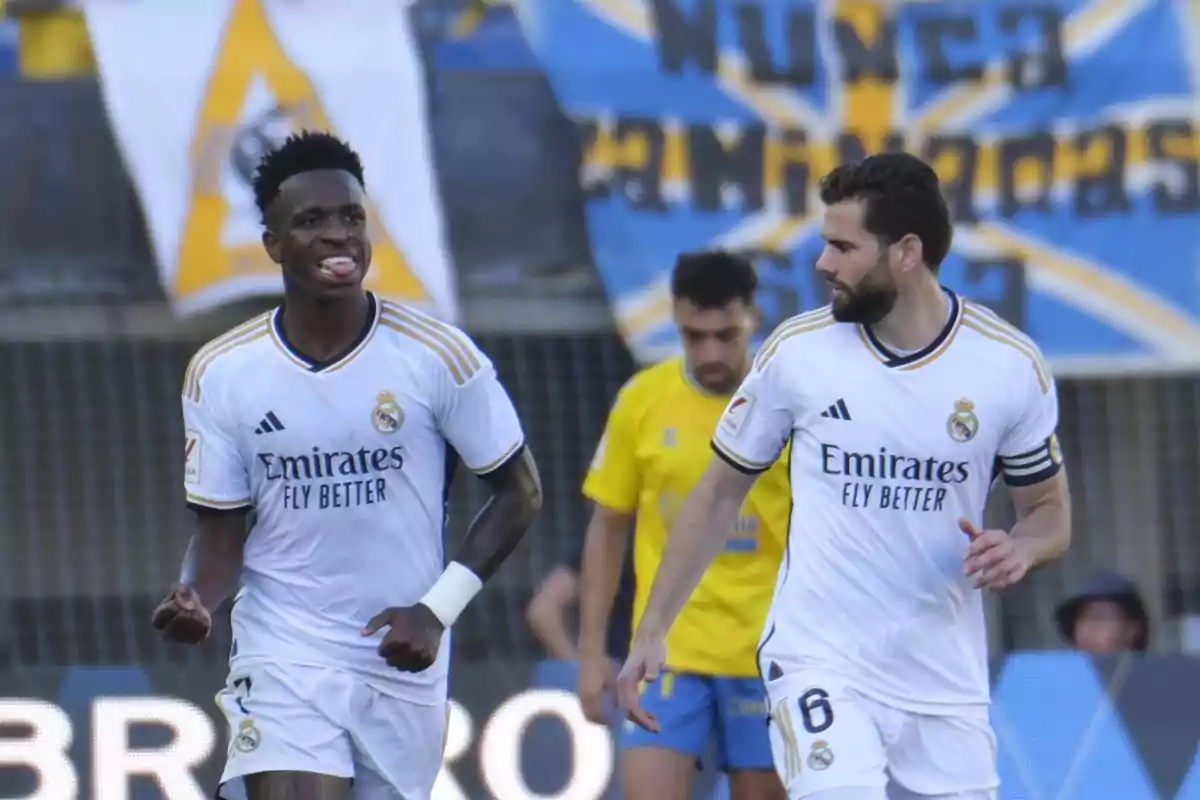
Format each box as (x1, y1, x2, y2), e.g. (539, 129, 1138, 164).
(319, 256, 357, 279)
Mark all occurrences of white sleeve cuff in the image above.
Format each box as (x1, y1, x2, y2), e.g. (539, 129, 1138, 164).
(419, 562, 484, 627)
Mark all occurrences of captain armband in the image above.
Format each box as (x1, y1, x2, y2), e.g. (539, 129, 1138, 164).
(998, 432, 1064, 487)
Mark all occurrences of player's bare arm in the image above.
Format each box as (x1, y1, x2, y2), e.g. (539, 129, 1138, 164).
(526, 564, 580, 660)
(616, 457, 757, 730)
(363, 446, 543, 671)
(963, 469, 1071, 590)
(454, 445, 544, 577)
(1009, 468, 1072, 563)
(152, 508, 249, 643)
(577, 502, 632, 722)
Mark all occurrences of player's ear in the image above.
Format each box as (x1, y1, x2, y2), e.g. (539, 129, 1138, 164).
(262, 230, 283, 265)
(747, 303, 763, 336)
(895, 233, 923, 274)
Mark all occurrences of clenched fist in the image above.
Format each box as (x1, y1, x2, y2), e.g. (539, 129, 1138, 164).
(150, 584, 212, 644)
(362, 604, 445, 672)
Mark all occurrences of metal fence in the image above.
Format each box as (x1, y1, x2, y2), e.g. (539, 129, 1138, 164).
(0, 330, 634, 669)
(0, 64, 1197, 676)
(1, 329, 1199, 667)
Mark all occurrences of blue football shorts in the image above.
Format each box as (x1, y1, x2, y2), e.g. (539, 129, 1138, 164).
(621, 670, 773, 771)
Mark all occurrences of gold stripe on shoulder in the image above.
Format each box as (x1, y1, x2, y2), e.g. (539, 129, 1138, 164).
(379, 317, 467, 386)
(189, 329, 270, 404)
(758, 307, 832, 355)
(381, 302, 481, 379)
(182, 313, 269, 398)
(183, 314, 271, 403)
(757, 308, 833, 361)
(386, 303, 481, 372)
(961, 310, 1050, 393)
(755, 310, 835, 370)
(184, 318, 269, 402)
(962, 303, 1050, 382)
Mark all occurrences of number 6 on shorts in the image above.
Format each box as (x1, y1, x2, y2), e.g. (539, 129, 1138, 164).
(769, 687, 836, 786)
(798, 688, 833, 734)
(768, 681, 887, 796)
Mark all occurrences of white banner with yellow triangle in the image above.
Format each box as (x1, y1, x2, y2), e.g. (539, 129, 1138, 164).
(84, 0, 457, 321)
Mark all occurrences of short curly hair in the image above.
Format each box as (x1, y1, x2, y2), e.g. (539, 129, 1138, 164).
(819, 152, 952, 270)
(252, 130, 365, 223)
(670, 250, 758, 309)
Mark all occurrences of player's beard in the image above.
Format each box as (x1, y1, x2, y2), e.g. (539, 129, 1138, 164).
(829, 255, 899, 325)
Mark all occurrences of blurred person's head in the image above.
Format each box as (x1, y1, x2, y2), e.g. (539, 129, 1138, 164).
(1056, 570, 1150, 654)
(815, 152, 952, 324)
(253, 130, 371, 302)
(670, 250, 761, 394)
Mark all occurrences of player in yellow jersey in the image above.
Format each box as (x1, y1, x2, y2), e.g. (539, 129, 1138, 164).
(578, 251, 788, 800)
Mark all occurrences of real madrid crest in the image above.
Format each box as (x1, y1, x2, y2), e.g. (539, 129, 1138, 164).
(807, 739, 835, 771)
(233, 719, 261, 754)
(946, 398, 979, 443)
(371, 391, 404, 434)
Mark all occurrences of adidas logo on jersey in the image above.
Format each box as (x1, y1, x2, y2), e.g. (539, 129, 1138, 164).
(254, 411, 287, 435)
(821, 399, 852, 421)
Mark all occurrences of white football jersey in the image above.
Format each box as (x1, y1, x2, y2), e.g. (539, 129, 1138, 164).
(181, 294, 525, 704)
(713, 292, 1062, 713)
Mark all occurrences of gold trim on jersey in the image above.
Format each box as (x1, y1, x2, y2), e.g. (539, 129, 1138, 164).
(379, 301, 482, 386)
(857, 325, 888, 364)
(186, 492, 252, 510)
(771, 701, 803, 785)
(470, 437, 525, 475)
(961, 303, 1051, 393)
(266, 312, 311, 370)
(266, 296, 381, 375)
(712, 439, 774, 473)
(857, 291, 964, 371)
(320, 300, 382, 375)
(754, 307, 835, 370)
(899, 315, 963, 371)
(182, 313, 272, 403)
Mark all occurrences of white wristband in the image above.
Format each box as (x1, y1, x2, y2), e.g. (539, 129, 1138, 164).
(419, 562, 484, 628)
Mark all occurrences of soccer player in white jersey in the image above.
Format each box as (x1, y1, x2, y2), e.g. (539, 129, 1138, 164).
(149, 131, 542, 800)
(616, 152, 1072, 800)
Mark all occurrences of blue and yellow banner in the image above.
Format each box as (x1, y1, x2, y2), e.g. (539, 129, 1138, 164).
(517, 0, 1200, 372)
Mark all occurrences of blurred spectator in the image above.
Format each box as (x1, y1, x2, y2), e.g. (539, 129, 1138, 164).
(5, 0, 94, 79)
(1055, 570, 1151, 654)
(523, 540, 635, 798)
(526, 537, 635, 664)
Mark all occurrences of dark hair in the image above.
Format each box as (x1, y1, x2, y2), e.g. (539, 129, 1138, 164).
(819, 152, 952, 270)
(670, 250, 758, 309)
(252, 130, 366, 223)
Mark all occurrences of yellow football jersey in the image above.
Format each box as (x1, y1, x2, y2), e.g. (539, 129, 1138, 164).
(583, 357, 790, 677)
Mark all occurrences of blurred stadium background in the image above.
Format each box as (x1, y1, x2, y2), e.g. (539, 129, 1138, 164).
(1, 1, 1200, 798)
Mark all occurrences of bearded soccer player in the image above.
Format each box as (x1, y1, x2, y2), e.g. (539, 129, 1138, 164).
(150, 131, 542, 800)
(617, 153, 1072, 800)
(579, 251, 788, 800)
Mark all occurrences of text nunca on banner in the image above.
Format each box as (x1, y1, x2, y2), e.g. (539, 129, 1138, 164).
(86, 0, 457, 321)
(518, 0, 1200, 373)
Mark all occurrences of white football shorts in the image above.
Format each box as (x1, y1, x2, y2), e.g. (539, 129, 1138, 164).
(764, 668, 998, 800)
(214, 661, 447, 800)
